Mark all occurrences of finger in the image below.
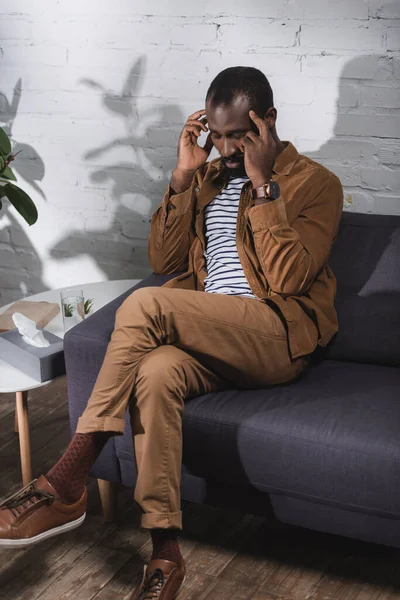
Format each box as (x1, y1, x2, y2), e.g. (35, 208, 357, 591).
(188, 131, 197, 145)
(244, 131, 259, 143)
(184, 125, 203, 136)
(186, 119, 208, 132)
(242, 135, 254, 145)
(181, 129, 201, 145)
(249, 110, 268, 138)
(187, 109, 206, 121)
(203, 132, 214, 155)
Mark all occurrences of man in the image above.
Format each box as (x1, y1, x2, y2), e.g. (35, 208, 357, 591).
(0, 67, 343, 599)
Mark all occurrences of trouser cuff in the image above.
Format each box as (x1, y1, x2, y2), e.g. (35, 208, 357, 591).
(140, 511, 183, 530)
(76, 415, 125, 435)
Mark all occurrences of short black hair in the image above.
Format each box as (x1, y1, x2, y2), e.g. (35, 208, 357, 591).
(206, 66, 274, 117)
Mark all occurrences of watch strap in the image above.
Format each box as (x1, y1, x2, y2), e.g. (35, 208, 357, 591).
(252, 183, 271, 200)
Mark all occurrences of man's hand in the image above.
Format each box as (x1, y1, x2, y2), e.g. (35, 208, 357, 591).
(239, 110, 278, 189)
(171, 109, 214, 195)
(176, 109, 214, 173)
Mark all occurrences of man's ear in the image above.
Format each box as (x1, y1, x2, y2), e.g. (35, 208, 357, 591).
(265, 107, 277, 129)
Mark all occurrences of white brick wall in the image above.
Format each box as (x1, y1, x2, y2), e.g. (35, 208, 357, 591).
(0, 0, 399, 304)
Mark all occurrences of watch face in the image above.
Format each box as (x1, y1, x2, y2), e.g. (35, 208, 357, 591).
(269, 181, 280, 199)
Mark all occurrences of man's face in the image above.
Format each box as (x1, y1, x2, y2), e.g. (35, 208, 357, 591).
(206, 95, 256, 176)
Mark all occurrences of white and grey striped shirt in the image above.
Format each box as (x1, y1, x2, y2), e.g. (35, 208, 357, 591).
(203, 176, 256, 299)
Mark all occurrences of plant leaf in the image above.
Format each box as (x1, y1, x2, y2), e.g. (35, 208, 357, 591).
(0, 128, 11, 155)
(1, 166, 17, 181)
(63, 302, 74, 317)
(84, 298, 94, 315)
(3, 183, 38, 225)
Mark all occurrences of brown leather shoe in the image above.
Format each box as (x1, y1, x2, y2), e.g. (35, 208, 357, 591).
(130, 557, 186, 600)
(0, 475, 87, 548)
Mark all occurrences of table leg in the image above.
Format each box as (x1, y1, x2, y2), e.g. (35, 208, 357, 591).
(16, 391, 32, 485)
(14, 409, 19, 433)
(97, 479, 116, 522)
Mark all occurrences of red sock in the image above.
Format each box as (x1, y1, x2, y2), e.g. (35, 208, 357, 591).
(46, 432, 111, 504)
(151, 528, 183, 564)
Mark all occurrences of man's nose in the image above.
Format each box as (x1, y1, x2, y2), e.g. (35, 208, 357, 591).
(221, 138, 239, 157)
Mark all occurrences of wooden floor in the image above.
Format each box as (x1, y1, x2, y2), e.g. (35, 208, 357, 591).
(1, 377, 400, 600)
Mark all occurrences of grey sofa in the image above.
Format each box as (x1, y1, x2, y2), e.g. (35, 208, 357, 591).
(64, 211, 400, 548)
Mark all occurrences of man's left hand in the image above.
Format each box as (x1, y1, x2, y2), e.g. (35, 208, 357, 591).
(240, 110, 278, 189)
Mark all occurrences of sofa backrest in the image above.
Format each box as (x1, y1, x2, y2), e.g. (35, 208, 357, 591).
(326, 211, 400, 367)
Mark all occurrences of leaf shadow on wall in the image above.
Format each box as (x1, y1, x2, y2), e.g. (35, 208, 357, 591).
(305, 55, 400, 366)
(0, 79, 47, 305)
(49, 56, 185, 281)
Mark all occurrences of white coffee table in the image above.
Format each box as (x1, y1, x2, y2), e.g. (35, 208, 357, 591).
(0, 279, 140, 486)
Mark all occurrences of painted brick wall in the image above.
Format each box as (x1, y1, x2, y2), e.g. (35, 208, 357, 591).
(0, 0, 399, 304)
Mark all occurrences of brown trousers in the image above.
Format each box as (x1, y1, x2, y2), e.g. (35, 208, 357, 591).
(76, 286, 310, 529)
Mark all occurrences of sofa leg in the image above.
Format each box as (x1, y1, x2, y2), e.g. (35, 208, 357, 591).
(97, 478, 116, 522)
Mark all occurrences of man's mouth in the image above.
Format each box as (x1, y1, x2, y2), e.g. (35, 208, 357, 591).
(223, 156, 244, 169)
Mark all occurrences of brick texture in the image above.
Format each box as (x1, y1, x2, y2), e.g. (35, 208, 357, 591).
(0, 0, 399, 303)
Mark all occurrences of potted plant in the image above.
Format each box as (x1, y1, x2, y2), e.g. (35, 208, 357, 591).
(0, 127, 38, 225)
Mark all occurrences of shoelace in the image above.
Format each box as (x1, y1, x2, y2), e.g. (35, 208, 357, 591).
(139, 568, 165, 599)
(0, 480, 55, 517)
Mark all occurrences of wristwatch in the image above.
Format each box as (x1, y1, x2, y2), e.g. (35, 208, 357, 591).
(252, 181, 280, 201)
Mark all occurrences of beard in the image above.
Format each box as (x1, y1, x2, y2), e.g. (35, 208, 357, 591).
(221, 154, 247, 177)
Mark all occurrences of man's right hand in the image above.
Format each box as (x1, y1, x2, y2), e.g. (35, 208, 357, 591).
(176, 109, 214, 172)
(170, 110, 214, 195)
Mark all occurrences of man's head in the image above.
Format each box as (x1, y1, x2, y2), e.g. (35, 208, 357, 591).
(205, 66, 276, 174)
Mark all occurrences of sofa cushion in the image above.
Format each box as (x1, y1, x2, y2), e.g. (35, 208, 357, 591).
(181, 360, 400, 518)
(115, 360, 400, 519)
(327, 212, 400, 367)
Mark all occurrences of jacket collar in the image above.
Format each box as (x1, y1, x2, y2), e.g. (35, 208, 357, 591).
(272, 141, 298, 176)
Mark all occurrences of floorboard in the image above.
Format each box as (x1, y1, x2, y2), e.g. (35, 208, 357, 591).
(0, 377, 399, 600)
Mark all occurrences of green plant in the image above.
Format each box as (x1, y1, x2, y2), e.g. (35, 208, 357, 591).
(63, 303, 74, 318)
(84, 298, 94, 315)
(0, 127, 38, 225)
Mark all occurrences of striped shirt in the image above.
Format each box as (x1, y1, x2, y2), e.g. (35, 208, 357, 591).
(203, 176, 256, 299)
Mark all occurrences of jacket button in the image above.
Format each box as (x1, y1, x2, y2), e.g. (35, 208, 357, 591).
(195, 186, 200, 193)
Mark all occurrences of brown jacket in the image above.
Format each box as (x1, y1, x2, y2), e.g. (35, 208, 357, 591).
(148, 142, 343, 360)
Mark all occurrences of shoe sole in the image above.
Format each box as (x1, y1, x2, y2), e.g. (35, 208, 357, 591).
(0, 512, 86, 548)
